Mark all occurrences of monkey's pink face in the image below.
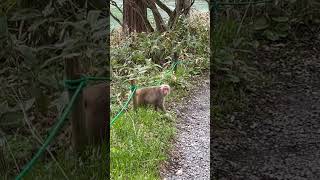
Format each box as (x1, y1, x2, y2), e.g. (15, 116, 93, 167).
(161, 85, 170, 96)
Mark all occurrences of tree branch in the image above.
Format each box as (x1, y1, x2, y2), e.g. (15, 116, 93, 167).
(154, 0, 173, 16)
(110, 12, 123, 28)
(143, 0, 167, 32)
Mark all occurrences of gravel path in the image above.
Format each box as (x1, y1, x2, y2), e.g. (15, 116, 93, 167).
(161, 78, 210, 180)
(212, 37, 320, 179)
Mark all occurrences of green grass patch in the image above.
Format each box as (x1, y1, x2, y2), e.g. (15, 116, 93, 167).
(111, 109, 175, 179)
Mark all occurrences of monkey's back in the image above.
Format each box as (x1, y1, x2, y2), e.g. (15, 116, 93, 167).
(135, 86, 161, 105)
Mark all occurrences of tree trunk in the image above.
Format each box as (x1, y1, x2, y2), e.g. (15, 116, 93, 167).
(176, 0, 191, 16)
(168, 0, 192, 28)
(123, 0, 151, 33)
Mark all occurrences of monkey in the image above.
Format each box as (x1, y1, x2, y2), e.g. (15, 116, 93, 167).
(133, 84, 171, 113)
(83, 82, 109, 146)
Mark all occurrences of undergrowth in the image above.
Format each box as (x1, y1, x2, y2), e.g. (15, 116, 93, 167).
(1, 1, 108, 179)
(110, 12, 209, 179)
(212, 0, 320, 126)
(212, 18, 260, 126)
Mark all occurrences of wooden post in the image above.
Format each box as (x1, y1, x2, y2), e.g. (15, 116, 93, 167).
(130, 79, 136, 88)
(65, 58, 87, 152)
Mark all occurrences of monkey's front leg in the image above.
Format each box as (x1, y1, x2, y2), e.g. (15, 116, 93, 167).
(158, 103, 166, 113)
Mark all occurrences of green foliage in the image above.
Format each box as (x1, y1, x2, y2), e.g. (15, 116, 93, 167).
(111, 14, 209, 111)
(213, 19, 257, 85)
(212, 19, 260, 124)
(253, 14, 290, 41)
(252, 0, 320, 41)
(111, 15, 209, 64)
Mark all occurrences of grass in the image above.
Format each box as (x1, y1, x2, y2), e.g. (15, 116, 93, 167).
(3, 144, 108, 180)
(25, 148, 107, 180)
(110, 109, 175, 179)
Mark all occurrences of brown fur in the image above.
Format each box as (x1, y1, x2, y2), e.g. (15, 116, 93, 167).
(133, 84, 170, 112)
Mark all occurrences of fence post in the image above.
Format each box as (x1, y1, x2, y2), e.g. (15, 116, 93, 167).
(65, 58, 87, 152)
(130, 79, 136, 91)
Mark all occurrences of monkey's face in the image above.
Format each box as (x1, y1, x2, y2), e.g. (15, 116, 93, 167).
(160, 85, 170, 96)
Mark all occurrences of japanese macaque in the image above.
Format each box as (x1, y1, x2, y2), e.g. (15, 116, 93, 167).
(133, 84, 171, 113)
(83, 83, 109, 146)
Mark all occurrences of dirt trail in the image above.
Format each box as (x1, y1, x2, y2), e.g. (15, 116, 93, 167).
(161, 78, 210, 180)
(212, 37, 320, 179)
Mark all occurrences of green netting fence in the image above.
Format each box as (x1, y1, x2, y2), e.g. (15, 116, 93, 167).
(15, 76, 109, 180)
